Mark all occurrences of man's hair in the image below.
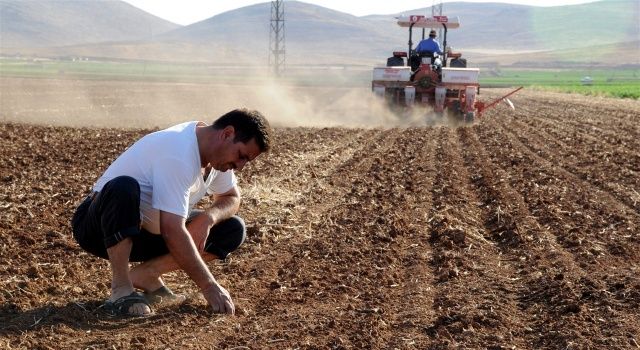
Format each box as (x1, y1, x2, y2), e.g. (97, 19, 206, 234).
(212, 108, 272, 152)
(429, 29, 437, 38)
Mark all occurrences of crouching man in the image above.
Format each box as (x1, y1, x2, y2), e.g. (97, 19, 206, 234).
(71, 109, 272, 317)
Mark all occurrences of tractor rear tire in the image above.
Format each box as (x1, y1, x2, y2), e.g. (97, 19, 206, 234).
(450, 58, 467, 68)
(448, 100, 461, 116)
(447, 100, 466, 123)
(465, 112, 475, 123)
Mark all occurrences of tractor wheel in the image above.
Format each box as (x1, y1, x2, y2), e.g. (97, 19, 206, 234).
(465, 112, 475, 123)
(447, 100, 465, 122)
(446, 100, 459, 116)
(450, 100, 461, 114)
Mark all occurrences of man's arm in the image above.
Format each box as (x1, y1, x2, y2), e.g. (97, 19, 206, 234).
(160, 211, 235, 314)
(188, 185, 241, 252)
(205, 185, 241, 226)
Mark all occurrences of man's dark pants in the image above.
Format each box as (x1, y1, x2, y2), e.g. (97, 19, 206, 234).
(71, 176, 246, 262)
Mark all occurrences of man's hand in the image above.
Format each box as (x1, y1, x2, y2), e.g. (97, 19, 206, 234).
(202, 283, 235, 314)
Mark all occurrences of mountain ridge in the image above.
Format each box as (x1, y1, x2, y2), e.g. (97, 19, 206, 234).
(0, 0, 180, 48)
(1, 0, 637, 66)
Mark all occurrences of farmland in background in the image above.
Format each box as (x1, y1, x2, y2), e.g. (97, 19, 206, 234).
(2, 57, 639, 99)
(480, 68, 640, 99)
(1, 77, 639, 348)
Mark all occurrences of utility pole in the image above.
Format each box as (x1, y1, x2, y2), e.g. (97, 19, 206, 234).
(432, 1, 443, 39)
(269, 0, 285, 77)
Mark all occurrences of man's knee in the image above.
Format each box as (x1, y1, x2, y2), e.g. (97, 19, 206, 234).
(96, 176, 142, 249)
(204, 216, 246, 259)
(101, 176, 140, 200)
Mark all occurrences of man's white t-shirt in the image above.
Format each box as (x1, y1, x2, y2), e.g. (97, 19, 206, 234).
(93, 121, 237, 234)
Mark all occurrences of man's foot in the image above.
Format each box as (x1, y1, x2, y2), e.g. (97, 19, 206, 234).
(143, 286, 187, 305)
(105, 291, 152, 317)
(130, 265, 164, 292)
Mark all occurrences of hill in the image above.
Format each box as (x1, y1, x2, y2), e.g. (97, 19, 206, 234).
(153, 1, 399, 64)
(145, 0, 640, 64)
(0, 0, 180, 48)
(1, 0, 637, 67)
(366, 0, 639, 51)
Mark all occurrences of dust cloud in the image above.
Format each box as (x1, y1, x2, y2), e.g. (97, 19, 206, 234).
(247, 80, 429, 128)
(0, 75, 452, 129)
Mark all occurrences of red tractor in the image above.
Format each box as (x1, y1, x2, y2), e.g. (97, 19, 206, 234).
(372, 15, 521, 123)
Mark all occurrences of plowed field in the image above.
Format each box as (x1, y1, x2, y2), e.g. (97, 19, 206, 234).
(1, 79, 639, 349)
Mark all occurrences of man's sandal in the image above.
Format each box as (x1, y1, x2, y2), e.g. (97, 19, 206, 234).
(143, 286, 186, 305)
(103, 292, 152, 317)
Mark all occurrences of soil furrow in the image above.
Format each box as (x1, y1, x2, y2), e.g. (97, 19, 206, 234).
(503, 115, 640, 214)
(422, 126, 530, 348)
(238, 128, 377, 228)
(298, 128, 427, 349)
(457, 126, 605, 347)
(524, 113, 640, 158)
(492, 117, 640, 231)
(234, 129, 411, 348)
(378, 127, 439, 348)
(514, 93, 640, 132)
(480, 118, 640, 266)
(512, 102, 640, 149)
(474, 120, 640, 348)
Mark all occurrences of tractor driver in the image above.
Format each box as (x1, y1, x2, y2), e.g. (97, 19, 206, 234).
(415, 29, 444, 56)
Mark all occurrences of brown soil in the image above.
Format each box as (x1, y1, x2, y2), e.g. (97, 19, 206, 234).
(1, 80, 639, 349)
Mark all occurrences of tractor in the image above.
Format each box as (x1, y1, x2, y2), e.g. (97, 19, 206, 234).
(372, 15, 522, 123)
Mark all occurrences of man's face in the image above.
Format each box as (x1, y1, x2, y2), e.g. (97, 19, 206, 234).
(214, 133, 262, 172)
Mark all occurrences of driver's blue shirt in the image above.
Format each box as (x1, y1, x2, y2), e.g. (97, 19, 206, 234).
(415, 37, 443, 55)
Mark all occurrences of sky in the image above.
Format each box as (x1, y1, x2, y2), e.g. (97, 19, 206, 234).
(123, 0, 599, 26)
